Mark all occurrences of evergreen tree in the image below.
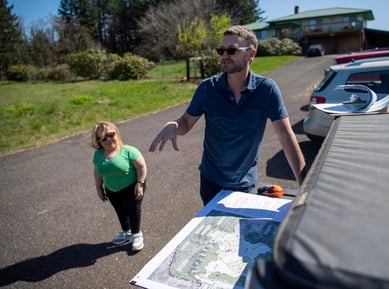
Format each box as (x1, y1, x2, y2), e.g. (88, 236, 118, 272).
(57, 0, 95, 54)
(29, 26, 57, 67)
(0, 0, 23, 78)
(58, 0, 79, 22)
(216, 0, 265, 24)
(105, 0, 156, 54)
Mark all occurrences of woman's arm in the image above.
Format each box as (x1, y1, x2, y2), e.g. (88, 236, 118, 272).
(94, 166, 108, 201)
(133, 154, 147, 200)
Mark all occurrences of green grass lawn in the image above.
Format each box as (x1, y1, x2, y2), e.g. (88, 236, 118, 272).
(0, 55, 298, 156)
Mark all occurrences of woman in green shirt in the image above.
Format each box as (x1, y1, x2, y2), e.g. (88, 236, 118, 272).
(91, 121, 147, 251)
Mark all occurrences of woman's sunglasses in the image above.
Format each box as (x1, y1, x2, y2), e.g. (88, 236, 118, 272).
(100, 132, 115, 142)
(216, 47, 250, 56)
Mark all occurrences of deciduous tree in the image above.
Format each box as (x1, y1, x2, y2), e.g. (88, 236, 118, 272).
(137, 0, 219, 60)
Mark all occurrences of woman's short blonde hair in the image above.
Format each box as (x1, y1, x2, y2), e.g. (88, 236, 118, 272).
(90, 121, 123, 150)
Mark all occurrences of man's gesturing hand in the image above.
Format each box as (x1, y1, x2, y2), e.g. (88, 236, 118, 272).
(149, 122, 179, 152)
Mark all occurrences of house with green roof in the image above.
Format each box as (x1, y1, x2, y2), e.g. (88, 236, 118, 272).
(246, 6, 389, 54)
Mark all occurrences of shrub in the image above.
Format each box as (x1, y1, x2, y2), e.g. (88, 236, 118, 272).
(6, 65, 33, 81)
(67, 49, 106, 79)
(110, 53, 154, 80)
(99, 53, 122, 80)
(47, 64, 72, 81)
(200, 51, 221, 78)
(9, 65, 73, 82)
(257, 38, 301, 56)
(280, 38, 302, 55)
(34, 68, 49, 81)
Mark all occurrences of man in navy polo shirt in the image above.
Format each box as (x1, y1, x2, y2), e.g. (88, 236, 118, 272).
(149, 25, 306, 205)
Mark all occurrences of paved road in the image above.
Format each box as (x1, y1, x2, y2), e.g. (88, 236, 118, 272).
(0, 55, 334, 289)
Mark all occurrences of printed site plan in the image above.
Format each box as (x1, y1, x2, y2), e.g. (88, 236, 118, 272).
(130, 190, 292, 289)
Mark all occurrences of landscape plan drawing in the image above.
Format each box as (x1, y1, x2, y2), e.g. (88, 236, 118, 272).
(130, 190, 292, 289)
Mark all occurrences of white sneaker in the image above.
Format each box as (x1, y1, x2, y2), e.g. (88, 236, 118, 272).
(112, 231, 131, 246)
(132, 231, 144, 251)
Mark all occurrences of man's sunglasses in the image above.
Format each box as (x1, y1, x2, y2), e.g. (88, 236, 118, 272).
(216, 47, 250, 56)
(100, 132, 115, 142)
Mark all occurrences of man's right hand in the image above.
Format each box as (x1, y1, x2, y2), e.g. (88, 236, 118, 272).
(148, 121, 179, 152)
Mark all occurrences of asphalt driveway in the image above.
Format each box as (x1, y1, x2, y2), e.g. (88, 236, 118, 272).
(0, 55, 334, 289)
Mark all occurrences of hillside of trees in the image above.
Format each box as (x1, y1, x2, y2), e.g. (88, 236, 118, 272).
(1, 0, 301, 81)
(1, 0, 265, 76)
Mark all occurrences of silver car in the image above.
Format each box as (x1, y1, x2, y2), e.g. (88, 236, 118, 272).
(303, 58, 389, 142)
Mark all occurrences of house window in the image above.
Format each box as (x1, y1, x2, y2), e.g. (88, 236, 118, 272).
(257, 30, 267, 39)
(309, 19, 322, 32)
(343, 16, 357, 22)
(280, 27, 293, 38)
(343, 16, 358, 29)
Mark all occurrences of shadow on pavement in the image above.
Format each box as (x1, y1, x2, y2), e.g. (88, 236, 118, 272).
(266, 118, 320, 181)
(0, 242, 137, 287)
(266, 140, 319, 181)
(292, 119, 305, 135)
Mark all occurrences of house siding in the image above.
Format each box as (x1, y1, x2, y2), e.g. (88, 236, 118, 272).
(246, 7, 389, 54)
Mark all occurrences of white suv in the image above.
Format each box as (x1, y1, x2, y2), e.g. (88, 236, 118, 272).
(303, 58, 389, 142)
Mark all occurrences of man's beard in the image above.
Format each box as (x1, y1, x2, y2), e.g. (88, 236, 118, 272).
(221, 59, 245, 73)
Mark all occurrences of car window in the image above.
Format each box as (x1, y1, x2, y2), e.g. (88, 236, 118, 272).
(314, 69, 336, 92)
(346, 70, 389, 94)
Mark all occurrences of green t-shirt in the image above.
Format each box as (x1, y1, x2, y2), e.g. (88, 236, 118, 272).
(93, 145, 141, 192)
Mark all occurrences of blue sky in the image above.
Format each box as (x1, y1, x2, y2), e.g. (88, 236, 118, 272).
(8, 0, 389, 31)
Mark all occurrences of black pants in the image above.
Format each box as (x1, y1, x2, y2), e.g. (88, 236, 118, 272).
(200, 174, 254, 206)
(105, 182, 145, 234)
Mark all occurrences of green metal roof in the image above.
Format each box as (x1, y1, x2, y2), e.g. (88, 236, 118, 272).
(268, 7, 374, 23)
(244, 22, 269, 31)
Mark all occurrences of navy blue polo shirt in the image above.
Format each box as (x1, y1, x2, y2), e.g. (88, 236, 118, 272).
(186, 70, 288, 187)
